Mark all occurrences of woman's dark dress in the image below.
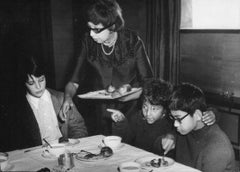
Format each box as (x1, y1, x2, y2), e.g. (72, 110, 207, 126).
(71, 28, 153, 142)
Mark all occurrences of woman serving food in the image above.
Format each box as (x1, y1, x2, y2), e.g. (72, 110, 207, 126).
(60, 0, 153, 142)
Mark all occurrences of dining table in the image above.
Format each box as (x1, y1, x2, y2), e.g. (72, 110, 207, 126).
(6, 135, 201, 172)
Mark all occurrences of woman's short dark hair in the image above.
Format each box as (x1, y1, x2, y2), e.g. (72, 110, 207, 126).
(87, 0, 124, 31)
(20, 57, 45, 83)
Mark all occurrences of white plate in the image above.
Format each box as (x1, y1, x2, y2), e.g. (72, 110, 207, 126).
(41, 150, 56, 159)
(62, 139, 80, 146)
(75, 151, 112, 162)
(45, 139, 80, 148)
(135, 156, 174, 169)
(77, 88, 142, 100)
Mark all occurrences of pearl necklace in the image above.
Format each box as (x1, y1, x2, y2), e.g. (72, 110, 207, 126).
(101, 44, 115, 55)
(101, 33, 117, 56)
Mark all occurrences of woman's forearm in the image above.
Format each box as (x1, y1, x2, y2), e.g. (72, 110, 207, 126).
(64, 82, 79, 99)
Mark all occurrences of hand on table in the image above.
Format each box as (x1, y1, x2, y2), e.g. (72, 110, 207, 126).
(107, 109, 125, 122)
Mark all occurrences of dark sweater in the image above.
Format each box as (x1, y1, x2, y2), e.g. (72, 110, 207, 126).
(176, 124, 235, 172)
(130, 110, 174, 156)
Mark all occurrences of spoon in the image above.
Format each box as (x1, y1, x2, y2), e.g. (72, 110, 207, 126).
(43, 138, 52, 148)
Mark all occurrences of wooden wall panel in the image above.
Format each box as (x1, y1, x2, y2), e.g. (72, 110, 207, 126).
(180, 32, 240, 98)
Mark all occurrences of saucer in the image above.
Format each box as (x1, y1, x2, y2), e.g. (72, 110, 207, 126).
(135, 155, 174, 170)
(66, 139, 80, 146)
(41, 150, 56, 159)
(58, 139, 80, 147)
(112, 143, 124, 151)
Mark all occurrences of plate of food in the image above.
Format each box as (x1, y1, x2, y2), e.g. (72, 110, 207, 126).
(75, 147, 113, 162)
(135, 155, 174, 170)
(77, 84, 142, 100)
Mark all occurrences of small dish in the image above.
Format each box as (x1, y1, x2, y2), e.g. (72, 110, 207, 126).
(119, 161, 141, 172)
(41, 150, 56, 159)
(66, 139, 80, 146)
(75, 151, 112, 162)
(135, 155, 174, 170)
(41, 146, 67, 159)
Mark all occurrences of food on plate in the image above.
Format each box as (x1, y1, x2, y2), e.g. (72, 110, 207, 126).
(146, 158, 169, 168)
(99, 146, 113, 157)
(76, 147, 113, 161)
(118, 84, 132, 95)
(106, 85, 116, 93)
(111, 84, 132, 98)
(111, 90, 122, 98)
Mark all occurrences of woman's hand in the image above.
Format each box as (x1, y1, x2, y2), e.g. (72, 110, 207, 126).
(60, 96, 74, 121)
(162, 134, 175, 155)
(202, 110, 216, 126)
(107, 109, 125, 122)
(60, 82, 79, 121)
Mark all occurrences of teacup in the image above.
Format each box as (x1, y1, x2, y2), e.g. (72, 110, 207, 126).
(0, 152, 9, 171)
(103, 136, 122, 150)
(119, 161, 141, 172)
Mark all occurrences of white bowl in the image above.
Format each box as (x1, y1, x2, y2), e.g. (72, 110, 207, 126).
(103, 136, 122, 150)
(119, 161, 141, 172)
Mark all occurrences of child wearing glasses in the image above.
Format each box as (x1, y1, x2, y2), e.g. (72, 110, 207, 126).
(169, 83, 235, 172)
(61, 0, 153, 142)
(107, 79, 216, 157)
(10, 57, 87, 150)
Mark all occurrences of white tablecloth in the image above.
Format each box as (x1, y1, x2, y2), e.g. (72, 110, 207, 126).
(7, 135, 201, 172)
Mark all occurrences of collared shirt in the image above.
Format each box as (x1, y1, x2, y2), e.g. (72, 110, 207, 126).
(26, 89, 62, 144)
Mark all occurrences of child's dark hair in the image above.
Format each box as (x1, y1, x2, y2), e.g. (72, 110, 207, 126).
(141, 78, 173, 109)
(169, 82, 207, 115)
(87, 0, 124, 31)
(20, 57, 45, 83)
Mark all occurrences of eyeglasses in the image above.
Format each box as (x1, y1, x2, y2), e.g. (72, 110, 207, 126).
(169, 113, 190, 124)
(89, 23, 115, 34)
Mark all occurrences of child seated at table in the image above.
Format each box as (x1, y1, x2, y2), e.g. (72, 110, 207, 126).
(129, 78, 175, 156)
(168, 82, 235, 172)
(107, 79, 217, 157)
(10, 57, 88, 150)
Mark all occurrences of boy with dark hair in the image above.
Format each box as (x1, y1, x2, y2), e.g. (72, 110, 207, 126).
(169, 83, 235, 172)
(108, 78, 175, 156)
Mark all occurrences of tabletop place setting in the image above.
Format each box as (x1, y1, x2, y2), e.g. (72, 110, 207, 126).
(2, 135, 201, 172)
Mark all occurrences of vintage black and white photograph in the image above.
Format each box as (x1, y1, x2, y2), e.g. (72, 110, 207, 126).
(0, 0, 239, 171)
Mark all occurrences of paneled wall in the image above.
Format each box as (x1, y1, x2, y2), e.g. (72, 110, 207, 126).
(180, 31, 240, 97)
